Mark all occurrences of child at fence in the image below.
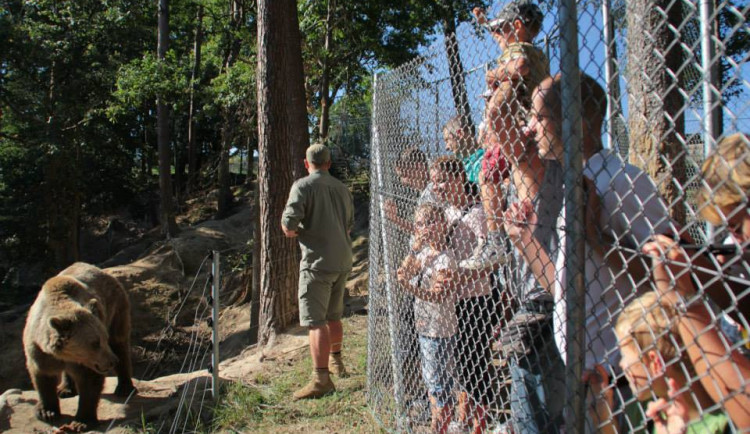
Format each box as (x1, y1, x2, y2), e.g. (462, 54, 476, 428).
(386, 146, 441, 415)
(505, 73, 676, 432)
(443, 115, 485, 185)
(429, 156, 506, 433)
(638, 133, 750, 430)
(397, 202, 459, 433)
(466, 1, 549, 270)
(606, 291, 731, 433)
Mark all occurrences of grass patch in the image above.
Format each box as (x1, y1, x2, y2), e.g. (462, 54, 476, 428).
(211, 315, 383, 433)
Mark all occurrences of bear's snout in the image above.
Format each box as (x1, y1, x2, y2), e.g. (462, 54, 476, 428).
(93, 350, 118, 374)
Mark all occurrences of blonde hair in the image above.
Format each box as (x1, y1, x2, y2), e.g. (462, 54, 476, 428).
(414, 203, 448, 246)
(615, 292, 682, 362)
(698, 133, 750, 225)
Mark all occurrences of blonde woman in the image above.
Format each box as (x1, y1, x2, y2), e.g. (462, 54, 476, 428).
(641, 133, 750, 430)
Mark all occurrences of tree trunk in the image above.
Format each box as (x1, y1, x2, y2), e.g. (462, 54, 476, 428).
(174, 144, 184, 204)
(217, 0, 243, 219)
(187, 5, 203, 195)
(256, 0, 309, 346)
(249, 173, 261, 345)
(442, 14, 475, 137)
(626, 0, 687, 225)
(317, 0, 335, 141)
(157, 0, 179, 237)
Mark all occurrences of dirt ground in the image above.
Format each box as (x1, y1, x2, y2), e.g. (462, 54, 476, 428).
(0, 183, 371, 433)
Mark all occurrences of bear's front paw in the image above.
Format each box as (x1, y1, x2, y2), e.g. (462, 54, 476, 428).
(34, 404, 59, 422)
(114, 381, 136, 397)
(53, 420, 91, 433)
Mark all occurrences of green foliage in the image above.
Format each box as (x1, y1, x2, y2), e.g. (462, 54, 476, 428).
(0, 0, 476, 276)
(0, 0, 153, 266)
(109, 51, 190, 119)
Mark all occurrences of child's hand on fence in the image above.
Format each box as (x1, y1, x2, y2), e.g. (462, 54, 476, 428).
(583, 364, 617, 434)
(384, 199, 398, 222)
(472, 7, 488, 25)
(642, 234, 696, 304)
(430, 268, 454, 302)
(397, 254, 419, 287)
(503, 198, 536, 243)
(645, 377, 689, 434)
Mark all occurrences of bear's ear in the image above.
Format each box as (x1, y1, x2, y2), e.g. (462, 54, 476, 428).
(85, 298, 100, 317)
(49, 316, 74, 336)
(49, 316, 74, 351)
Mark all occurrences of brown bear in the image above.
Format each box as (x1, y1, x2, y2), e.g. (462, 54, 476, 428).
(23, 262, 135, 430)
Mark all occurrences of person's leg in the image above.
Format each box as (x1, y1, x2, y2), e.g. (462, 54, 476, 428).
(294, 270, 336, 400)
(328, 320, 343, 353)
(482, 178, 502, 234)
(309, 325, 331, 368)
(326, 271, 347, 352)
(508, 310, 561, 434)
(421, 335, 455, 432)
(472, 403, 487, 434)
(327, 271, 349, 376)
(462, 159, 506, 270)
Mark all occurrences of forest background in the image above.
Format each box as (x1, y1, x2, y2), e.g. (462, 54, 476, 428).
(0, 0, 490, 309)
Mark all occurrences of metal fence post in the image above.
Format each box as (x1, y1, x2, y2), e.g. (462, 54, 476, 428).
(559, 0, 586, 431)
(211, 250, 220, 400)
(701, 0, 721, 242)
(371, 73, 408, 430)
(601, 0, 626, 156)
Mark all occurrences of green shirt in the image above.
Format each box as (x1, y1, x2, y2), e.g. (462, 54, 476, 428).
(462, 149, 485, 185)
(686, 412, 729, 434)
(282, 170, 354, 272)
(650, 411, 729, 434)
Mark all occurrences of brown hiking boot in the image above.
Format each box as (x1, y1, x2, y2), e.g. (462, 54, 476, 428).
(329, 353, 349, 378)
(293, 369, 335, 400)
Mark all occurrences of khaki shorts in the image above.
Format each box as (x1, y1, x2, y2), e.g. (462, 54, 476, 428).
(298, 269, 349, 327)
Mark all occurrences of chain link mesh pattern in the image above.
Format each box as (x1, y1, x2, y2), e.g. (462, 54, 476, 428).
(367, 1, 750, 432)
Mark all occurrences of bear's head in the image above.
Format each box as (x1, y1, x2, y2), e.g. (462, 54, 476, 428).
(46, 308, 118, 375)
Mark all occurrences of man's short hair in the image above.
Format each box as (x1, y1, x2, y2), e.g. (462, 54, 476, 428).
(698, 132, 750, 225)
(306, 143, 331, 166)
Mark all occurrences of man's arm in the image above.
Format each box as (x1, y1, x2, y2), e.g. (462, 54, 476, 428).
(644, 235, 750, 430)
(281, 182, 304, 238)
(281, 224, 298, 238)
(504, 199, 558, 295)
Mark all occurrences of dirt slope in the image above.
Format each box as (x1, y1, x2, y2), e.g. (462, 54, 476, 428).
(0, 184, 371, 433)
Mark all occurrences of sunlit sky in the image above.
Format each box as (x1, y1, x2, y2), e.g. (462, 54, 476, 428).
(377, 0, 750, 160)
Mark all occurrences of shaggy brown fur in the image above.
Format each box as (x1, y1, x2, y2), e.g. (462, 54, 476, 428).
(23, 262, 135, 429)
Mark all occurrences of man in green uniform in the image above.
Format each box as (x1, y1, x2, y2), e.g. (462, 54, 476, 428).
(281, 143, 354, 400)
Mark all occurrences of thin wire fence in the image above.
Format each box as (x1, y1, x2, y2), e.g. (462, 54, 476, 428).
(367, 0, 750, 432)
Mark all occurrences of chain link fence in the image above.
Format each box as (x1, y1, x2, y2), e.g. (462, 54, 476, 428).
(367, 0, 750, 432)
